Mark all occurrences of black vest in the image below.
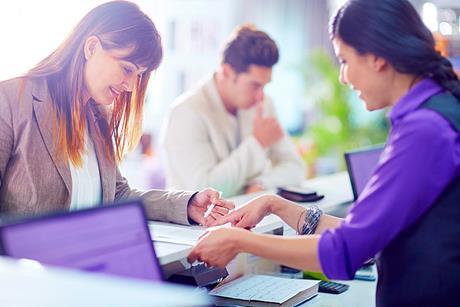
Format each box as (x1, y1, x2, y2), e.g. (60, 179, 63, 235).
(376, 92, 460, 307)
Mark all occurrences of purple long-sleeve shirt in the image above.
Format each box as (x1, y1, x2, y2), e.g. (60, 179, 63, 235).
(318, 79, 460, 279)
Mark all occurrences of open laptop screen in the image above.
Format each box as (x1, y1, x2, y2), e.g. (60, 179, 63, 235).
(345, 146, 384, 200)
(0, 200, 163, 282)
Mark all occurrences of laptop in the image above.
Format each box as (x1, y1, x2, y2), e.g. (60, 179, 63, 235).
(344, 145, 384, 200)
(0, 200, 163, 282)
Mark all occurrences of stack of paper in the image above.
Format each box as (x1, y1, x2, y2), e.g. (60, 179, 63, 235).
(148, 222, 204, 245)
(209, 274, 319, 306)
(149, 222, 233, 246)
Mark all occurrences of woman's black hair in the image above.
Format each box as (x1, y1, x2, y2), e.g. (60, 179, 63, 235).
(330, 0, 460, 100)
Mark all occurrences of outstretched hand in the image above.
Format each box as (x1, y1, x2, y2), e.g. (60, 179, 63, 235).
(187, 188, 235, 227)
(187, 227, 249, 268)
(220, 195, 272, 229)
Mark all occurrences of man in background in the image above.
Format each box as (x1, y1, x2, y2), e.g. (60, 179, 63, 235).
(160, 24, 305, 197)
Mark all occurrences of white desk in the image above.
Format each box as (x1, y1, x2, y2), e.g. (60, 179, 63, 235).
(153, 172, 376, 306)
(152, 211, 282, 277)
(230, 172, 353, 213)
(299, 171, 354, 211)
(0, 256, 209, 307)
(153, 215, 282, 265)
(227, 172, 354, 237)
(300, 278, 376, 307)
(154, 172, 354, 276)
(288, 173, 377, 306)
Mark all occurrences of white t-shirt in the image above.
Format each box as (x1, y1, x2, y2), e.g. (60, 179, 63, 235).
(69, 132, 102, 210)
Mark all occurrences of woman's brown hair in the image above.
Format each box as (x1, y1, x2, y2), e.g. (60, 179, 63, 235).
(25, 1, 162, 166)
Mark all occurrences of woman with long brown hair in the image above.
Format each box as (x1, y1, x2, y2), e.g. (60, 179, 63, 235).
(0, 1, 233, 225)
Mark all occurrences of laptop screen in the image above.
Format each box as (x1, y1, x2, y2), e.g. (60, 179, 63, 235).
(0, 200, 163, 282)
(345, 146, 384, 200)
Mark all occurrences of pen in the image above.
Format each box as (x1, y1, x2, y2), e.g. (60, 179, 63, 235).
(204, 192, 221, 218)
(203, 202, 216, 219)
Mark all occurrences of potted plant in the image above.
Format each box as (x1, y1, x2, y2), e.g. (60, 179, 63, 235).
(296, 49, 388, 176)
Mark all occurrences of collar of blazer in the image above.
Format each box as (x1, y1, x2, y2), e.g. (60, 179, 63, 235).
(31, 78, 115, 205)
(203, 75, 240, 151)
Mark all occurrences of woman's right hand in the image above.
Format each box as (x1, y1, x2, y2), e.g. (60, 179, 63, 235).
(223, 194, 275, 229)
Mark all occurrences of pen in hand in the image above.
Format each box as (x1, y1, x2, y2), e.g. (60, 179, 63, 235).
(203, 193, 221, 219)
(203, 202, 216, 219)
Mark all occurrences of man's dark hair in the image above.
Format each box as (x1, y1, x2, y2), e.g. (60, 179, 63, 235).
(222, 24, 279, 73)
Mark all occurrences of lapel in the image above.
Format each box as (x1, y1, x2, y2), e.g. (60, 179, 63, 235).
(237, 108, 253, 141)
(203, 76, 238, 154)
(31, 79, 72, 202)
(31, 79, 115, 205)
(87, 103, 116, 203)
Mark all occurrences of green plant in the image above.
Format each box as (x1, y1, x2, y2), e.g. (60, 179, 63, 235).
(298, 49, 388, 173)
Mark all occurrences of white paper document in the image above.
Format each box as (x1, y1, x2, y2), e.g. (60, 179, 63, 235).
(148, 222, 205, 245)
(149, 222, 233, 246)
(210, 274, 319, 305)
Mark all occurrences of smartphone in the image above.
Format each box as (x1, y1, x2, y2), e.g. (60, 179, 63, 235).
(277, 186, 317, 196)
(277, 186, 324, 202)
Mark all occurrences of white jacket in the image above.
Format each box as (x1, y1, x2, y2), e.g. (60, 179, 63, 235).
(160, 75, 305, 197)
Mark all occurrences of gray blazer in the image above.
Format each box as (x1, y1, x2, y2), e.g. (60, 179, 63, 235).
(0, 77, 192, 224)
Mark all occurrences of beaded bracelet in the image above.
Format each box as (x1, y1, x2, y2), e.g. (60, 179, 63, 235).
(297, 206, 323, 235)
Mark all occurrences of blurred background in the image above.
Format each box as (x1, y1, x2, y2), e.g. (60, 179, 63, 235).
(1, 0, 459, 188)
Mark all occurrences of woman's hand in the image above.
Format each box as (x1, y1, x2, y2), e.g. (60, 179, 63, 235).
(187, 188, 235, 227)
(187, 227, 249, 268)
(223, 194, 274, 229)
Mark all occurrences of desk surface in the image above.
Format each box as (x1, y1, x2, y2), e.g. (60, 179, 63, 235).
(154, 172, 353, 265)
(0, 256, 209, 307)
(229, 172, 353, 212)
(154, 172, 376, 306)
(222, 172, 376, 306)
(301, 277, 376, 307)
(153, 213, 282, 266)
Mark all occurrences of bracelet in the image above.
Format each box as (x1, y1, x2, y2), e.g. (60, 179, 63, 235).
(297, 205, 323, 235)
(296, 209, 307, 234)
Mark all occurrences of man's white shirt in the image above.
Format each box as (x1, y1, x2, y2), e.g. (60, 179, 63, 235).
(160, 74, 305, 197)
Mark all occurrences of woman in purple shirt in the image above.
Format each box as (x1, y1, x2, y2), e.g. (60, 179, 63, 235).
(189, 0, 460, 306)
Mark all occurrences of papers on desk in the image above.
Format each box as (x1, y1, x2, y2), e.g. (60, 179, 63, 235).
(210, 274, 319, 306)
(149, 222, 234, 246)
(148, 222, 204, 245)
